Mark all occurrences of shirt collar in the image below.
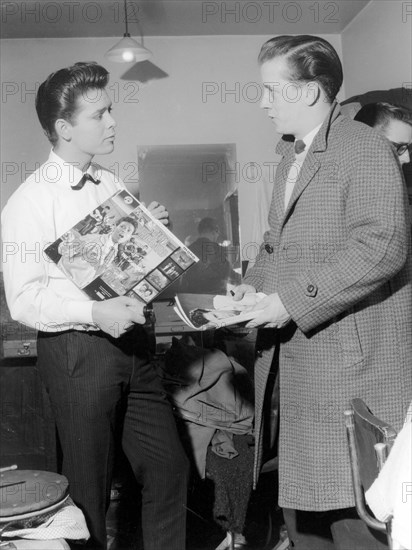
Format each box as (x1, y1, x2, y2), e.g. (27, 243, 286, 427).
(295, 123, 323, 155)
(47, 150, 99, 188)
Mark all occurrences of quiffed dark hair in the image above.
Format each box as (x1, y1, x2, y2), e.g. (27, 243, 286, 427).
(258, 35, 343, 104)
(35, 62, 109, 145)
(354, 102, 412, 130)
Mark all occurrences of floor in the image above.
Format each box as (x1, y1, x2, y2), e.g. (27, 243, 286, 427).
(186, 470, 283, 550)
(106, 467, 284, 550)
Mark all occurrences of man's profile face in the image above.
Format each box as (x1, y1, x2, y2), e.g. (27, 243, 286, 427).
(260, 56, 307, 137)
(382, 119, 412, 165)
(112, 221, 135, 244)
(65, 88, 116, 158)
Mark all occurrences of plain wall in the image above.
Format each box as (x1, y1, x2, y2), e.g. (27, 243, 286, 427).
(341, 0, 412, 97)
(0, 34, 343, 262)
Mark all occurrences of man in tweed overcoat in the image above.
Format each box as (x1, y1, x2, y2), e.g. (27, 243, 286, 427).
(235, 36, 412, 548)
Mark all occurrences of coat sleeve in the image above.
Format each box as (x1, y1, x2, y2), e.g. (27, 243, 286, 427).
(278, 134, 410, 333)
(242, 242, 272, 292)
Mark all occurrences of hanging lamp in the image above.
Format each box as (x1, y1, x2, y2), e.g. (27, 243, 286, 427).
(105, 0, 152, 63)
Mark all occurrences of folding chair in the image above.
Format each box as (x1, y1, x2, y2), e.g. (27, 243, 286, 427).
(344, 398, 397, 548)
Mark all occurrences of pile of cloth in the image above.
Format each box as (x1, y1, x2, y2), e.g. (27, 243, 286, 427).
(1, 496, 90, 549)
(163, 337, 255, 536)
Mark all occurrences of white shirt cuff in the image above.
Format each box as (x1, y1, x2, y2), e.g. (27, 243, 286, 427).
(66, 300, 95, 325)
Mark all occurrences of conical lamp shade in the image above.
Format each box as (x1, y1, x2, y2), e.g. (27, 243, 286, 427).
(105, 34, 152, 63)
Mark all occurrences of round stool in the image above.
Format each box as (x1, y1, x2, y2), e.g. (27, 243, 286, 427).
(0, 469, 69, 535)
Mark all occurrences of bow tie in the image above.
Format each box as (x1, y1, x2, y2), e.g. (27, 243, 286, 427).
(71, 173, 101, 191)
(294, 139, 306, 155)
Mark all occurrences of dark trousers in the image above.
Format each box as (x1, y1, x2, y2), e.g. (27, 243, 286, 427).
(283, 507, 388, 550)
(37, 328, 189, 550)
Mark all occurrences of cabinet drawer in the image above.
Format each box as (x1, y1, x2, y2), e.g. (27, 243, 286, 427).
(2, 339, 38, 358)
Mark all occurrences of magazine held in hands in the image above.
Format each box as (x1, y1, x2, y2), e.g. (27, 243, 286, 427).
(45, 189, 199, 303)
(174, 292, 266, 330)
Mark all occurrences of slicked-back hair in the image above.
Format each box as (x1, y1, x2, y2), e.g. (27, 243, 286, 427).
(354, 102, 412, 131)
(35, 62, 109, 145)
(258, 35, 343, 104)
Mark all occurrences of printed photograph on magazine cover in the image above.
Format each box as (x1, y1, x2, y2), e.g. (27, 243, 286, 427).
(174, 292, 266, 330)
(45, 189, 198, 302)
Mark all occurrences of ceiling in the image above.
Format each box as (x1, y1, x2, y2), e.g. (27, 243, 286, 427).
(1, 0, 371, 39)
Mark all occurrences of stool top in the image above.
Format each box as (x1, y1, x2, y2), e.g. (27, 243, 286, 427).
(0, 470, 69, 518)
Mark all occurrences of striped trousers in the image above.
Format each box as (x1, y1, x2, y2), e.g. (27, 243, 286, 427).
(37, 327, 189, 550)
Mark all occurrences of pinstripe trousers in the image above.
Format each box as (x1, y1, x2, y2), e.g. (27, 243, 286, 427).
(37, 327, 189, 550)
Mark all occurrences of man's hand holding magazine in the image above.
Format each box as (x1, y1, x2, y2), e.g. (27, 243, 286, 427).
(232, 284, 291, 329)
(92, 296, 147, 338)
(173, 291, 266, 331)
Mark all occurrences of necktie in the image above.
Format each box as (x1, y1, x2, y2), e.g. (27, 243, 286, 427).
(294, 139, 306, 155)
(71, 173, 101, 191)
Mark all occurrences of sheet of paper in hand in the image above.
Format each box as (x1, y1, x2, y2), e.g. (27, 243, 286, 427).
(174, 292, 266, 330)
(44, 190, 198, 303)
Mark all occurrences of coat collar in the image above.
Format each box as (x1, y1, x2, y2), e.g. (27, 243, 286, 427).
(275, 101, 341, 158)
(274, 102, 342, 226)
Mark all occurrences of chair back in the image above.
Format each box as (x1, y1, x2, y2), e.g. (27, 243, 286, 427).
(344, 398, 397, 537)
(349, 398, 397, 491)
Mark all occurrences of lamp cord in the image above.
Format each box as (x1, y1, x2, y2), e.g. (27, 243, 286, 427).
(124, 0, 144, 45)
(124, 0, 129, 36)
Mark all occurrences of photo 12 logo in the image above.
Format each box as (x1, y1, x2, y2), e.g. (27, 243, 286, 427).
(1, 1, 141, 26)
(201, 1, 339, 25)
(2, 81, 140, 105)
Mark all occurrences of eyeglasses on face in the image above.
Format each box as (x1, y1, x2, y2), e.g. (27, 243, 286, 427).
(390, 141, 412, 156)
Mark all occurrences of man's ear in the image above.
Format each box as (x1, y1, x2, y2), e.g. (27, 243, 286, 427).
(304, 81, 321, 106)
(55, 118, 72, 142)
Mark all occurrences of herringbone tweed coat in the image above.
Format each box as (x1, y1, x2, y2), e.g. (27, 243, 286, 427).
(244, 102, 412, 511)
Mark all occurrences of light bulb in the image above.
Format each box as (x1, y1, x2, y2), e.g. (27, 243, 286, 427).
(122, 50, 134, 62)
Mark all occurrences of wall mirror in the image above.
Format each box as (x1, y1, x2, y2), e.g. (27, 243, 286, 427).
(137, 143, 241, 300)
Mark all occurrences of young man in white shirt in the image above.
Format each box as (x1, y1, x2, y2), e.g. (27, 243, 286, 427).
(1, 62, 189, 550)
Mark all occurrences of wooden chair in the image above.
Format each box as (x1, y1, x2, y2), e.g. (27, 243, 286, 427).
(344, 398, 397, 548)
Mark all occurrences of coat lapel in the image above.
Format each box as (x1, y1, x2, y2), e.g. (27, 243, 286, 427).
(274, 135, 294, 222)
(284, 151, 322, 220)
(278, 102, 342, 225)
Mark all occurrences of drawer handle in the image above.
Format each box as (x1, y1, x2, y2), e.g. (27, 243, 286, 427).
(17, 342, 31, 356)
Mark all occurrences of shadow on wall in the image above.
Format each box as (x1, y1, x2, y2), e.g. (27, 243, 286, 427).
(120, 60, 169, 83)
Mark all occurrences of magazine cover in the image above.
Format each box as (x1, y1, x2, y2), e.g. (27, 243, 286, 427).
(45, 189, 199, 303)
(174, 292, 266, 331)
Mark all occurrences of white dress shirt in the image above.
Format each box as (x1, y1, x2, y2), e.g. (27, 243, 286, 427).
(1, 150, 124, 332)
(284, 123, 323, 209)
